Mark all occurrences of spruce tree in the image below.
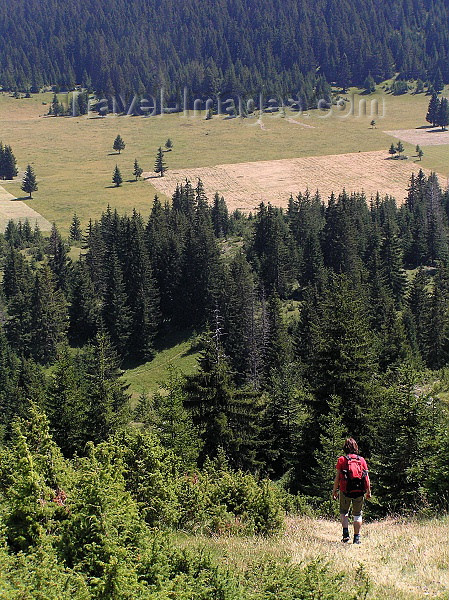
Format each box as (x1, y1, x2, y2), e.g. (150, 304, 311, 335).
(112, 134, 125, 154)
(102, 249, 131, 356)
(81, 332, 131, 444)
(30, 263, 68, 364)
(47, 222, 70, 290)
(437, 97, 449, 130)
(133, 158, 143, 180)
(46, 345, 87, 456)
(68, 261, 100, 346)
(0, 144, 18, 179)
(112, 164, 122, 186)
(426, 93, 440, 127)
(121, 212, 160, 360)
(154, 146, 167, 177)
(21, 165, 38, 198)
(69, 213, 82, 241)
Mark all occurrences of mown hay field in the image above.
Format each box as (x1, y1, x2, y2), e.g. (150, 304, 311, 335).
(148, 150, 443, 212)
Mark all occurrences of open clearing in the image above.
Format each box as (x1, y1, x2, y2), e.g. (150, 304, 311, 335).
(0, 183, 51, 231)
(148, 150, 441, 212)
(0, 88, 448, 232)
(385, 127, 449, 147)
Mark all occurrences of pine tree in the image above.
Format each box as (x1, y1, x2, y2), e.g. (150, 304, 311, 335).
(426, 93, 440, 127)
(183, 329, 262, 470)
(81, 332, 131, 444)
(380, 220, 408, 307)
(308, 274, 377, 443)
(0, 144, 18, 179)
(112, 164, 122, 186)
(154, 146, 167, 177)
(121, 212, 160, 360)
(396, 140, 404, 156)
(112, 134, 125, 154)
(21, 164, 38, 198)
(102, 249, 131, 356)
(388, 143, 397, 156)
(133, 158, 143, 180)
(211, 192, 229, 237)
(164, 138, 173, 151)
(151, 368, 200, 468)
(30, 263, 68, 364)
(437, 97, 449, 130)
(69, 213, 82, 241)
(314, 395, 346, 506)
(47, 222, 70, 290)
(46, 345, 87, 456)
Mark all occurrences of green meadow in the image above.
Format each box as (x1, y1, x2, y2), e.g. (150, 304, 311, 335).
(0, 86, 448, 235)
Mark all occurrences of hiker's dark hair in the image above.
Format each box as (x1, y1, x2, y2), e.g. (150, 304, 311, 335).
(343, 438, 359, 454)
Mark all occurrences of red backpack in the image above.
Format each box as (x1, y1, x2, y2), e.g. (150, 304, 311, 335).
(342, 455, 367, 498)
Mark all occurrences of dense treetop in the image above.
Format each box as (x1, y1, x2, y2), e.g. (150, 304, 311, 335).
(1, 0, 449, 97)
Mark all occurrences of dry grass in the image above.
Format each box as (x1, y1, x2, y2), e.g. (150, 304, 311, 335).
(180, 516, 449, 599)
(148, 151, 442, 212)
(385, 128, 449, 147)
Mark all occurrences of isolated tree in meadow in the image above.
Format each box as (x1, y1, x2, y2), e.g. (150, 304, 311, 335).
(164, 138, 173, 151)
(396, 140, 404, 156)
(437, 97, 449, 130)
(133, 158, 143, 180)
(69, 213, 82, 241)
(426, 93, 440, 127)
(21, 165, 38, 198)
(112, 164, 122, 187)
(154, 146, 167, 177)
(388, 143, 397, 156)
(113, 134, 125, 154)
(417, 147, 424, 161)
(370, 119, 376, 128)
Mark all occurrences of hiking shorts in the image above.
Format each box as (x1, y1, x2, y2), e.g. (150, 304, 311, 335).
(339, 493, 364, 517)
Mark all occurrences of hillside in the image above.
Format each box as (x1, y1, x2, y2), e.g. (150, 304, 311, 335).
(1, 0, 449, 96)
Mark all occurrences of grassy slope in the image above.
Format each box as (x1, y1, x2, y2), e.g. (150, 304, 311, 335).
(123, 331, 200, 400)
(0, 87, 447, 235)
(177, 516, 449, 599)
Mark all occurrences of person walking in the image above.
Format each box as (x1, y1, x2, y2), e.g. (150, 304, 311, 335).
(332, 438, 371, 544)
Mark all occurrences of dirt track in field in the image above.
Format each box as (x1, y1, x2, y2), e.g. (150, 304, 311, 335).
(147, 150, 441, 211)
(0, 184, 51, 231)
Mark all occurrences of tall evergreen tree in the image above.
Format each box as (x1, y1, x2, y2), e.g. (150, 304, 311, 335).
(21, 165, 38, 198)
(113, 134, 125, 154)
(154, 146, 167, 177)
(426, 93, 440, 127)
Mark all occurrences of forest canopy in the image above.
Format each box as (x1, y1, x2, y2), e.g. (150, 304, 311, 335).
(1, 0, 449, 98)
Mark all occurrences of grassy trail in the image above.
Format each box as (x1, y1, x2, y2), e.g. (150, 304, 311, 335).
(179, 516, 449, 599)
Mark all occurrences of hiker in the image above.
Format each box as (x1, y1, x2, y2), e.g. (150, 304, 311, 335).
(332, 438, 371, 544)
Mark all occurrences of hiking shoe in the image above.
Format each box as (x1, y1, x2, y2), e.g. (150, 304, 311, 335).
(342, 534, 350, 543)
(353, 534, 361, 544)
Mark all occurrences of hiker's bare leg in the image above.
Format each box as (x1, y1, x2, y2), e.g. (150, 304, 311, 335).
(353, 519, 361, 535)
(341, 514, 349, 529)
